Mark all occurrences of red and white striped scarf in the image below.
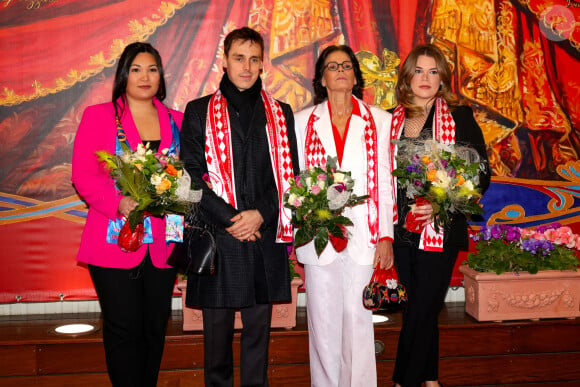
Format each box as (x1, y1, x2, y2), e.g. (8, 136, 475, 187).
(389, 97, 456, 251)
(304, 100, 380, 244)
(204, 89, 294, 243)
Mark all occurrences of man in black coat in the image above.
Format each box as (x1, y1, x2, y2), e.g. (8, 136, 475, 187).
(180, 27, 299, 386)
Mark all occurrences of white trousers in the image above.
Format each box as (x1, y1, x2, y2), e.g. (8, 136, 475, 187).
(304, 254, 376, 387)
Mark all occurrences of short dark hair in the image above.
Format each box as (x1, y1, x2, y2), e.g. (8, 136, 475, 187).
(112, 42, 166, 118)
(223, 26, 264, 58)
(312, 45, 364, 105)
(396, 43, 459, 117)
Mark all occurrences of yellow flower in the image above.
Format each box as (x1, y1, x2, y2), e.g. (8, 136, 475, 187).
(459, 181, 480, 199)
(429, 186, 446, 201)
(315, 209, 332, 220)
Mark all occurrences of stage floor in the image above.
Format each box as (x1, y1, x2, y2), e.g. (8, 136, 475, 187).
(1, 302, 580, 386)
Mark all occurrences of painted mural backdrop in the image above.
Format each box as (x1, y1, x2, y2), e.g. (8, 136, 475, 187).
(1, 0, 579, 302)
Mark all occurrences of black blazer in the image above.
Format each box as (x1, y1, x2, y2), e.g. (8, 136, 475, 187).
(180, 90, 299, 308)
(394, 104, 491, 249)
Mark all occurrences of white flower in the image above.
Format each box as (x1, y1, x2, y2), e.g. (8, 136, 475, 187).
(333, 172, 347, 184)
(327, 183, 350, 210)
(136, 143, 147, 156)
(150, 174, 163, 186)
(288, 193, 298, 205)
(433, 170, 451, 189)
(305, 176, 313, 188)
(161, 148, 169, 156)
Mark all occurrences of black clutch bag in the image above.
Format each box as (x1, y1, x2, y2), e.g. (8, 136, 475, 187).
(362, 267, 407, 311)
(167, 204, 216, 275)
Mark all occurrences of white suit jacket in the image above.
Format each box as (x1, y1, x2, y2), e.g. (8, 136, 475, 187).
(294, 97, 394, 266)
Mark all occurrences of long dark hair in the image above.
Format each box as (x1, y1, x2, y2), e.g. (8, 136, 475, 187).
(112, 42, 166, 118)
(396, 44, 459, 117)
(312, 45, 364, 105)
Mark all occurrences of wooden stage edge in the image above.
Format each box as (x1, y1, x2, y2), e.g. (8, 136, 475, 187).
(1, 302, 580, 386)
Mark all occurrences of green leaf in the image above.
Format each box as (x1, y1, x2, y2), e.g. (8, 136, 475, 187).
(314, 227, 329, 256)
(327, 223, 343, 237)
(128, 209, 144, 231)
(294, 227, 312, 247)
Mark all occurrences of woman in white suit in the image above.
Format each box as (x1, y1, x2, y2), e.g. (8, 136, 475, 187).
(294, 45, 395, 387)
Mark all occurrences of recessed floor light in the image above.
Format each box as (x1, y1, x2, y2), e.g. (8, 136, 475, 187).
(52, 323, 97, 335)
(372, 315, 389, 323)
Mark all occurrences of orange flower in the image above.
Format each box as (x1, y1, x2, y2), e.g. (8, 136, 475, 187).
(165, 164, 178, 177)
(426, 169, 437, 182)
(455, 175, 465, 186)
(156, 179, 172, 194)
(421, 156, 431, 164)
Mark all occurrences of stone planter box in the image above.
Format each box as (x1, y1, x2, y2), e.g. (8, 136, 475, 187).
(177, 277, 304, 331)
(460, 265, 580, 322)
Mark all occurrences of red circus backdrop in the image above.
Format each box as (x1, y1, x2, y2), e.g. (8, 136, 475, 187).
(1, 0, 579, 303)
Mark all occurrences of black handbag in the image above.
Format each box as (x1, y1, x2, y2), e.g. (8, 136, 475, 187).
(167, 204, 216, 275)
(362, 267, 407, 311)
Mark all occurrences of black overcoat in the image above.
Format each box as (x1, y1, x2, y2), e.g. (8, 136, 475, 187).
(180, 91, 299, 308)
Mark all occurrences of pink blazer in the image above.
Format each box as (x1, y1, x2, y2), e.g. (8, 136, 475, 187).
(72, 98, 184, 269)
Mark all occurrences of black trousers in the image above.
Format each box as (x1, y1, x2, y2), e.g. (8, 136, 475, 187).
(202, 303, 272, 387)
(392, 243, 459, 387)
(89, 252, 177, 387)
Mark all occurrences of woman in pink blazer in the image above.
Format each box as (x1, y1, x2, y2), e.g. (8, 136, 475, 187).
(72, 42, 183, 387)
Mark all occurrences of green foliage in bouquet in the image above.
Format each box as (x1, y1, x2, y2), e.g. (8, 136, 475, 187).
(97, 143, 190, 231)
(284, 156, 369, 256)
(392, 139, 485, 232)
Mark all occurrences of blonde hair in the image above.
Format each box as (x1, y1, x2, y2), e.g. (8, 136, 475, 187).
(396, 44, 460, 117)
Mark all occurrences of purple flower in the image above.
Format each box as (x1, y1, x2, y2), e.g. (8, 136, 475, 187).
(504, 227, 521, 242)
(448, 168, 456, 178)
(536, 222, 561, 233)
(477, 225, 492, 241)
(407, 164, 421, 174)
(490, 225, 503, 239)
(413, 180, 423, 188)
(441, 159, 448, 168)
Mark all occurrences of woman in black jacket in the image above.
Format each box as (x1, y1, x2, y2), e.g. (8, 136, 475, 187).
(389, 44, 491, 387)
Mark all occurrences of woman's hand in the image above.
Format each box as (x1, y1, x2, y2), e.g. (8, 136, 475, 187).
(118, 197, 139, 218)
(373, 239, 394, 269)
(411, 201, 434, 229)
(226, 210, 264, 242)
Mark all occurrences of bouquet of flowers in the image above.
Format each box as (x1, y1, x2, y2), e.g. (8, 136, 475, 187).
(284, 156, 368, 256)
(392, 139, 485, 233)
(97, 143, 200, 251)
(466, 223, 580, 274)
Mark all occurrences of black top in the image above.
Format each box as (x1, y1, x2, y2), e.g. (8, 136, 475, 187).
(142, 140, 161, 153)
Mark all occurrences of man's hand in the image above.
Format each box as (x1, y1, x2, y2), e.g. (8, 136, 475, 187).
(226, 210, 264, 242)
